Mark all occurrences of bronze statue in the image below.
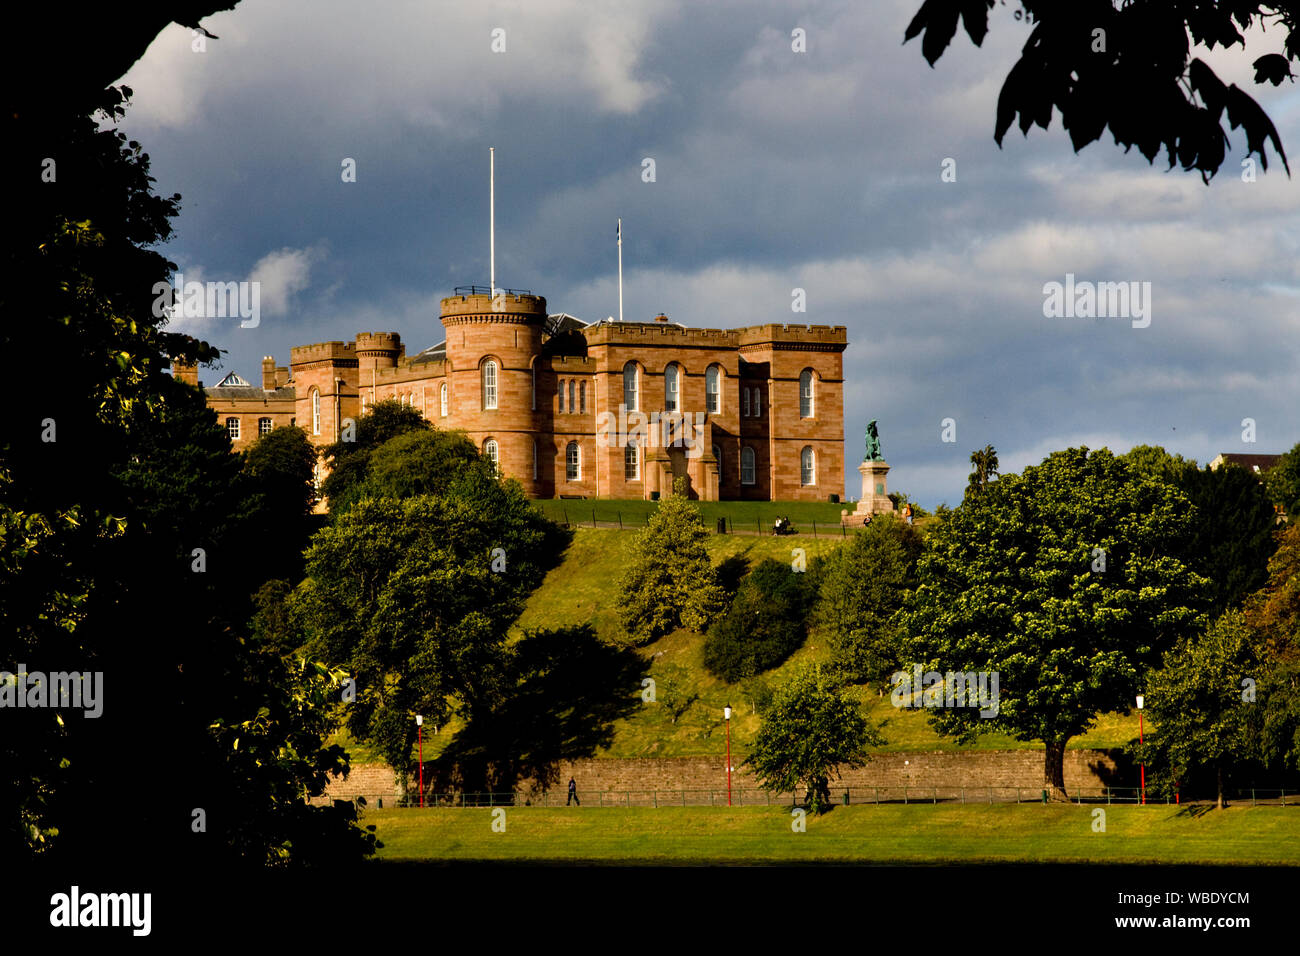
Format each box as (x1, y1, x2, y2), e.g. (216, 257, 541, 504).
(865, 420, 883, 462)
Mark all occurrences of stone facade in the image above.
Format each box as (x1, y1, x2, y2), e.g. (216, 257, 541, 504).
(188, 289, 849, 501)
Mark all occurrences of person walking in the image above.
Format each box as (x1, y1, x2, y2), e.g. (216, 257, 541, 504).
(566, 777, 580, 806)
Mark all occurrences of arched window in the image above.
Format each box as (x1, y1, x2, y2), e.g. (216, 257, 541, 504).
(623, 362, 639, 411)
(752, 387, 762, 418)
(799, 369, 814, 418)
(566, 441, 581, 481)
(311, 388, 320, 435)
(531, 364, 536, 411)
(484, 438, 499, 475)
(558, 379, 566, 414)
(440, 382, 448, 417)
(625, 442, 639, 480)
(568, 380, 576, 415)
(742, 387, 751, 418)
(705, 366, 720, 414)
(579, 380, 586, 414)
(258, 417, 272, 436)
(664, 364, 679, 412)
(482, 360, 499, 410)
(801, 446, 816, 486)
(226, 417, 241, 440)
(532, 438, 539, 480)
(741, 446, 756, 485)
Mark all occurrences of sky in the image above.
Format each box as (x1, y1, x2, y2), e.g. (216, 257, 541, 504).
(118, 0, 1300, 507)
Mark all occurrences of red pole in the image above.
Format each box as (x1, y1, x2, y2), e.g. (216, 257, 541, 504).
(1138, 710, 1145, 805)
(725, 718, 733, 807)
(418, 723, 424, 809)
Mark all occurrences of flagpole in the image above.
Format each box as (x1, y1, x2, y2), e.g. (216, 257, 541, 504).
(617, 218, 623, 323)
(489, 147, 496, 299)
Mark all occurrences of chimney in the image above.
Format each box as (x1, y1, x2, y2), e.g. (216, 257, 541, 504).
(262, 355, 276, 390)
(171, 358, 198, 386)
(653, 313, 669, 323)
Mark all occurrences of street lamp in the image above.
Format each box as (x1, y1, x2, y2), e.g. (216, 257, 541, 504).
(724, 705, 733, 807)
(415, 715, 424, 809)
(1136, 695, 1144, 806)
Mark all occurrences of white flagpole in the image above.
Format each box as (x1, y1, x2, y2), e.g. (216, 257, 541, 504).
(489, 147, 496, 299)
(617, 218, 623, 323)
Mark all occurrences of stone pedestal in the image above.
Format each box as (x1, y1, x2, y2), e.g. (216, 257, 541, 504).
(841, 459, 895, 526)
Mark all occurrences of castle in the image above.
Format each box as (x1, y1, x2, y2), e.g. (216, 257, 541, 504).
(184, 288, 847, 502)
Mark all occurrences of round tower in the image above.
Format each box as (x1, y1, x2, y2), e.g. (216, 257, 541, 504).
(441, 289, 548, 493)
(355, 332, 402, 371)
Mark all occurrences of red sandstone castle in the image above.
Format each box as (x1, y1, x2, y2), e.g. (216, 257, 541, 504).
(186, 288, 847, 501)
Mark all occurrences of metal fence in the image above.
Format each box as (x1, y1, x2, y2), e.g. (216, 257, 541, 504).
(545, 509, 852, 537)
(323, 785, 1294, 809)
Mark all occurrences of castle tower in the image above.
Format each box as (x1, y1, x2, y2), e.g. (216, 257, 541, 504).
(441, 289, 548, 494)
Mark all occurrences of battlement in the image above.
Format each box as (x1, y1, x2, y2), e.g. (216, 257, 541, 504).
(736, 324, 848, 348)
(441, 291, 548, 324)
(291, 341, 355, 365)
(355, 331, 402, 353)
(584, 323, 740, 348)
(550, 355, 597, 371)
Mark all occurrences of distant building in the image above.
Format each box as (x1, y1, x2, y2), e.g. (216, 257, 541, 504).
(179, 288, 848, 503)
(1208, 452, 1282, 475)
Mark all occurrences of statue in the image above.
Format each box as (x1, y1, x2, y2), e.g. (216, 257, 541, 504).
(864, 420, 884, 462)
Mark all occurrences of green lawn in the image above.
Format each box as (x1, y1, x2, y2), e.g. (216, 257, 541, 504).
(365, 804, 1300, 865)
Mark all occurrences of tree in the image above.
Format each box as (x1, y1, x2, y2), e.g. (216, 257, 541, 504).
(966, 444, 1000, 501)
(294, 479, 567, 775)
(1121, 446, 1277, 615)
(617, 477, 726, 645)
(901, 447, 1210, 800)
(1137, 611, 1267, 807)
(242, 424, 319, 582)
(358, 427, 491, 501)
(746, 665, 885, 813)
(703, 559, 814, 683)
(814, 514, 924, 687)
(653, 662, 698, 724)
(319, 399, 430, 513)
(905, 1, 1294, 182)
(1242, 524, 1300, 770)
(1266, 441, 1300, 522)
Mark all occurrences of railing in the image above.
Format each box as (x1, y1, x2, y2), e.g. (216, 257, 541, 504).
(320, 785, 1294, 809)
(453, 285, 534, 297)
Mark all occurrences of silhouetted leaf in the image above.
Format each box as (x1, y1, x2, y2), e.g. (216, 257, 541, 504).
(1226, 83, 1291, 173)
(1252, 53, 1292, 86)
(904, 0, 963, 67)
(959, 0, 995, 46)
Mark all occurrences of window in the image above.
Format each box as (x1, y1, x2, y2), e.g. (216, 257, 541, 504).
(531, 364, 536, 411)
(623, 362, 639, 411)
(258, 417, 272, 436)
(311, 388, 320, 435)
(566, 441, 581, 481)
(226, 417, 241, 440)
(752, 387, 761, 418)
(664, 364, 679, 412)
(482, 360, 498, 410)
(625, 442, 639, 480)
(742, 387, 751, 417)
(558, 379, 565, 413)
(579, 381, 586, 414)
(799, 369, 814, 418)
(533, 439, 538, 480)
(801, 446, 815, 486)
(741, 446, 756, 485)
(440, 382, 448, 417)
(568, 380, 576, 415)
(712, 445, 722, 474)
(484, 439, 499, 475)
(706, 366, 720, 414)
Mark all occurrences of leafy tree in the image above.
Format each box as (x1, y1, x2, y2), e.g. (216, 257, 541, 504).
(703, 559, 814, 683)
(319, 399, 430, 513)
(653, 662, 698, 724)
(746, 665, 885, 813)
(295, 480, 567, 775)
(1121, 446, 1277, 615)
(241, 424, 319, 581)
(617, 477, 726, 645)
(1243, 524, 1300, 769)
(358, 427, 491, 501)
(901, 447, 1210, 800)
(814, 514, 924, 687)
(1136, 611, 1266, 807)
(1266, 441, 1300, 522)
(966, 444, 1000, 501)
(905, 1, 1294, 182)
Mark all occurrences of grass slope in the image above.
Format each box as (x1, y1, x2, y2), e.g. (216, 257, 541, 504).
(366, 804, 1300, 865)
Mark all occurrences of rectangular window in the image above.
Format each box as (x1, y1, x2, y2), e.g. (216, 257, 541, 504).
(742, 388, 751, 417)
(566, 443, 581, 481)
(226, 417, 241, 440)
(753, 388, 761, 418)
(558, 380, 565, 414)
(625, 444, 639, 480)
(258, 417, 272, 436)
(579, 381, 586, 414)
